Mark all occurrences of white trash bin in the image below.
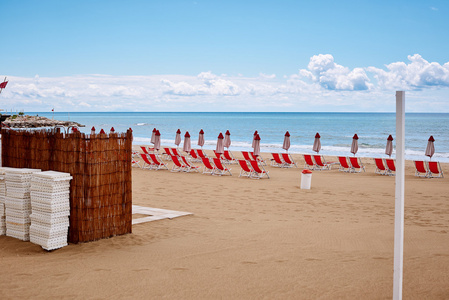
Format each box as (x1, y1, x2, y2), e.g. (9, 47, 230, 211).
(300, 169, 312, 189)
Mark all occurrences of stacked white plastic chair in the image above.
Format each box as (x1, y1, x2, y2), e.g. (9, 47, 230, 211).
(30, 171, 72, 251)
(4, 168, 41, 241)
(0, 168, 9, 235)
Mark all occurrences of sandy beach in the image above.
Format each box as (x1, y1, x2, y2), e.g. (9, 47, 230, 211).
(1, 149, 448, 299)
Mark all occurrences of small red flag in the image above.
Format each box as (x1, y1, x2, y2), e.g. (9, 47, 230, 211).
(0, 81, 7, 89)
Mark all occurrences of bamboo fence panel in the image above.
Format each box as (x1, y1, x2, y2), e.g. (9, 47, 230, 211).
(1, 128, 133, 243)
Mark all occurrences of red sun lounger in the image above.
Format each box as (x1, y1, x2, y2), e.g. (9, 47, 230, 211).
(212, 158, 232, 176)
(223, 150, 237, 164)
(149, 153, 169, 170)
(414, 160, 428, 177)
(249, 160, 270, 179)
(374, 158, 387, 175)
(140, 153, 155, 169)
(303, 154, 315, 170)
(181, 156, 200, 173)
(281, 153, 297, 168)
(338, 156, 351, 172)
(349, 157, 365, 173)
(385, 158, 396, 176)
(428, 161, 444, 178)
(313, 155, 331, 170)
(238, 159, 253, 178)
(201, 157, 216, 175)
(170, 155, 186, 172)
(271, 153, 285, 167)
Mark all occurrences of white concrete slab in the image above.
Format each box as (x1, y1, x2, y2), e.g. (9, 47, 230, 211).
(132, 205, 192, 225)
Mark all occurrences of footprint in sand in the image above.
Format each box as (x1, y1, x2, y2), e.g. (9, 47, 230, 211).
(241, 261, 257, 265)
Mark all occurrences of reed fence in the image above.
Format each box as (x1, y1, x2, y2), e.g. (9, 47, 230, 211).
(1, 128, 133, 243)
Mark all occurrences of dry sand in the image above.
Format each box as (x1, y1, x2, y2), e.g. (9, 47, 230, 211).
(1, 150, 448, 299)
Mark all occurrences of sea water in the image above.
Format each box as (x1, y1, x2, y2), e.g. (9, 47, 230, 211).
(34, 112, 449, 162)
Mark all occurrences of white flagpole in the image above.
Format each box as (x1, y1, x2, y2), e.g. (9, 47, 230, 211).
(393, 91, 405, 300)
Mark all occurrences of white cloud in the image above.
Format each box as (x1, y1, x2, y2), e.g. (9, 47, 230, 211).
(299, 54, 372, 91)
(259, 73, 276, 79)
(1, 54, 448, 112)
(367, 54, 449, 90)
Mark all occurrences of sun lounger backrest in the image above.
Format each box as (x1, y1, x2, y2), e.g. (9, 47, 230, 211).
(272, 153, 283, 164)
(313, 155, 325, 166)
(374, 158, 386, 170)
(141, 146, 150, 155)
(202, 157, 214, 169)
(149, 153, 162, 165)
(428, 161, 443, 177)
(414, 161, 426, 173)
(338, 156, 349, 168)
(140, 153, 152, 166)
(189, 149, 198, 158)
(428, 161, 439, 173)
(250, 160, 263, 173)
(304, 155, 314, 166)
(171, 155, 183, 167)
(197, 149, 207, 158)
(213, 158, 224, 170)
(223, 150, 233, 161)
(181, 156, 191, 167)
(213, 151, 222, 159)
(241, 151, 251, 161)
(349, 157, 361, 168)
(164, 148, 172, 156)
(238, 159, 252, 172)
(385, 159, 396, 172)
(281, 153, 292, 164)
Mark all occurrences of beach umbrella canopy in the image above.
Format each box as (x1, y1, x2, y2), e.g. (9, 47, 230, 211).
(313, 133, 321, 153)
(224, 130, 231, 149)
(183, 131, 192, 153)
(252, 130, 258, 148)
(198, 129, 205, 148)
(350, 134, 359, 156)
(175, 129, 182, 146)
(216, 132, 225, 154)
(154, 130, 161, 151)
(425, 135, 435, 160)
(282, 131, 291, 152)
(385, 135, 394, 157)
(151, 128, 157, 144)
(253, 133, 261, 156)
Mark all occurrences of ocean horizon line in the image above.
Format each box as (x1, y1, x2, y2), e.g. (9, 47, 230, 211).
(26, 111, 449, 114)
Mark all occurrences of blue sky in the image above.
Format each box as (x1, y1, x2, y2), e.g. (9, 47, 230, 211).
(1, 0, 448, 112)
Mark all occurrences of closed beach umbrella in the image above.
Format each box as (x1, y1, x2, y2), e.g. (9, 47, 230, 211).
(216, 132, 225, 154)
(385, 135, 394, 157)
(154, 130, 161, 151)
(425, 135, 435, 160)
(151, 128, 157, 144)
(253, 133, 261, 157)
(313, 133, 321, 153)
(282, 131, 291, 152)
(224, 130, 231, 149)
(252, 130, 258, 148)
(198, 129, 205, 148)
(183, 131, 191, 153)
(175, 129, 181, 146)
(351, 134, 359, 156)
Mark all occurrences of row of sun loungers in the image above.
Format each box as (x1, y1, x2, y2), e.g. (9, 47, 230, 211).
(134, 146, 443, 179)
(135, 148, 270, 179)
